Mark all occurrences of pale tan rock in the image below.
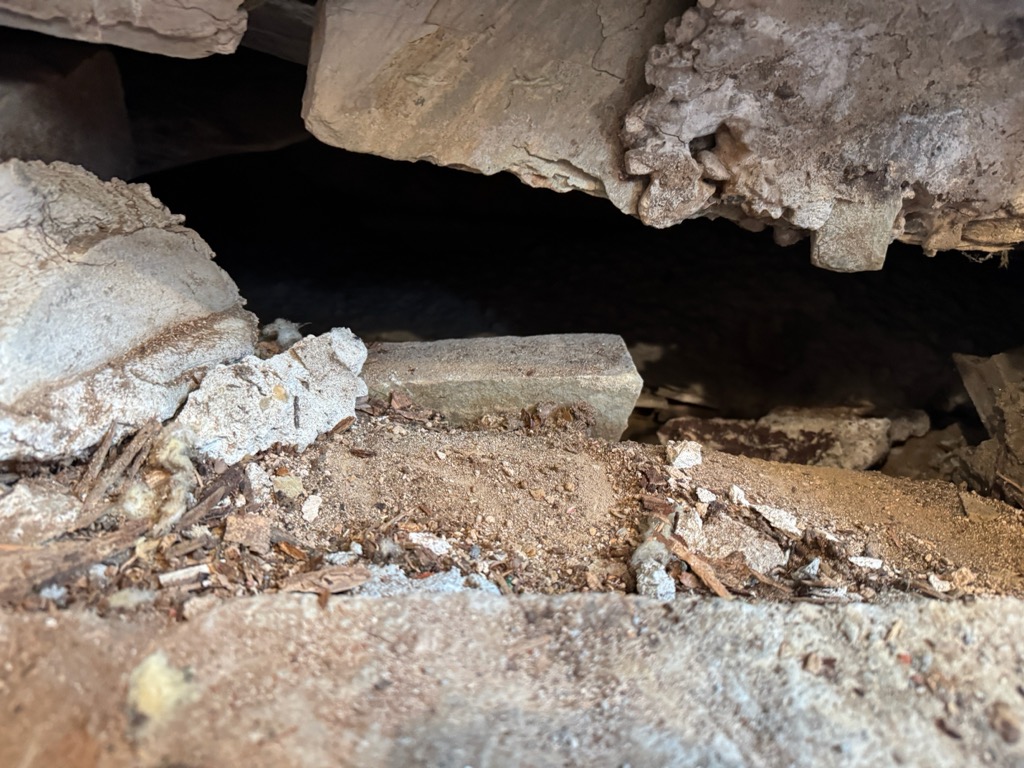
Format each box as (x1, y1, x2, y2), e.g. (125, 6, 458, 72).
(0, 0, 247, 58)
(362, 334, 643, 441)
(302, 0, 678, 214)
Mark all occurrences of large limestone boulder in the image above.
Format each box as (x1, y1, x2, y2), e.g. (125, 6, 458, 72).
(0, 0, 247, 58)
(0, 160, 256, 462)
(622, 0, 1024, 271)
(302, 0, 679, 214)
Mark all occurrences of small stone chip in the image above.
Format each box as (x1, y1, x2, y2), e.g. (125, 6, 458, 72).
(224, 514, 272, 554)
(301, 494, 323, 522)
(666, 440, 702, 470)
(989, 701, 1022, 744)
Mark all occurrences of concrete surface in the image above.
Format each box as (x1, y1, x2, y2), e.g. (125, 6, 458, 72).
(622, 0, 1024, 262)
(1, 592, 1022, 767)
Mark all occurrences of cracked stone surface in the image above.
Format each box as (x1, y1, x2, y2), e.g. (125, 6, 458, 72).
(0, 0, 248, 58)
(0, 159, 256, 462)
(173, 327, 368, 465)
(622, 0, 1024, 269)
(2, 593, 1024, 767)
(302, 0, 678, 214)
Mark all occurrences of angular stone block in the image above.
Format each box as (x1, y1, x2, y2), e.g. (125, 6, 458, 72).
(0, 0, 247, 58)
(302, 0, 679, 214)
(362, 334, 643, 440)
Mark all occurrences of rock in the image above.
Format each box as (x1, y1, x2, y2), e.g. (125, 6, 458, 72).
(752, 504, 803, 539)
(700, 514, 787, 575)
(0, 159, 256, 462)
(363, 334, 643, 441)
(0, 478, 84, 545)
(223, 514, 272, 555)
(0, 0, 248, 58)
(353, 565, 500, 598)
(242, 0, 315, 65)
(674, 504, 706, 550)
(5, 594, 1024, 765)
(244, 463, 273, 505)
(0, 29, 133, 180)
(630, 517, 677, 602)
(666, 440, 702, 470)
(622, 0, 1024, 262)
(953, 347, 1024, 508)
(302, 0, 678, 214)
(660, 407, 893, 471)
(848, 556, 883, 571)
(300, 494, 323, 523)
(173, 328, 368, 465)
(791, 558, 820, 581)
(695, 487, 717, 504)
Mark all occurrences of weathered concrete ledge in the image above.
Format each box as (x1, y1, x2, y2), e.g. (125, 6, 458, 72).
(362, 334, 644, 440)
(1, 593, 1022, 767)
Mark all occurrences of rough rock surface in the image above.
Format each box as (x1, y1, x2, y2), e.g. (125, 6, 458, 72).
(174, 328, 368, 464)
(954, 347, 1024, 509)
(0, 0, 248, 58)
(0, 29, 134, 180)
(362, 334, 643, 440)
(661, 408, 898, 471)
(2, 593, 1024, 767)
(622, 0, 1024, 268)
(302, 0, 679, 214)
(0, 160, 256, 462)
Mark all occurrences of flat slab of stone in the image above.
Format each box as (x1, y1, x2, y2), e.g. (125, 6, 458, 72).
(362, 334, 643, 440)
(302, 0, 678, 214)
(0, 0, 247, 58)
(2, 593, 1023, 767)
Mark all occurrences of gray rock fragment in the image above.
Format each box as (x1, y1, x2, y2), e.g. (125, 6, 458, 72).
(174, 328, 368, 465)
(953, 347, 1024, 508)
(353, 565, 500, 598)
(666, 440, 702, 470)
(302, 0, 679, 214)
(0, 478, 83, 545)
(623, 0, 1024, 261)
(701, 514, 787, 575)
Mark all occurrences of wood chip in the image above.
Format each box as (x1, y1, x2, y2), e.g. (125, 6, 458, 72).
(157, 563, 211, 588)
(0, 520, 148, 602)
(279, 565, 371, 594)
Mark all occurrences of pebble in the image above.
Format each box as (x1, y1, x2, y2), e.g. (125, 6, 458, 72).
(301, 494, 323, 522)
(666, 441, 702, 470)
